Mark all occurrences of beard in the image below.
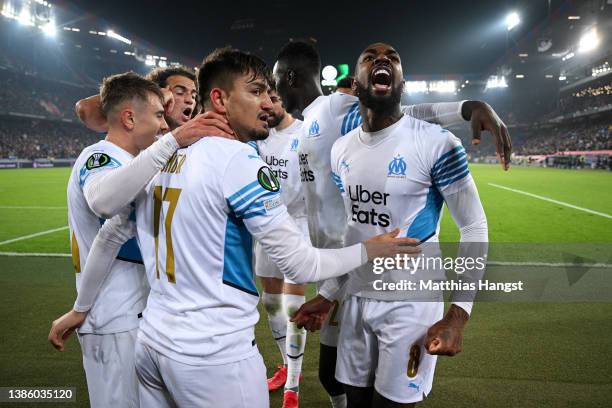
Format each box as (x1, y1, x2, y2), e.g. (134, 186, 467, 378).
(355, 80, 402, 114)
(247, 127, 270, 141)
(267, 111, 285, 128)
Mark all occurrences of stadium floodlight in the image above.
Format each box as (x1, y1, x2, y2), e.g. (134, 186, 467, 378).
(486, 75, 508, 89)
(41, 20, 56, 37)
(107, 30, 132, 45)
(578, 28, 599, 53)
(559, 75, 567, 81)
(562, 52, 575, 61)
(321, 65, 338, 86)
(515, 74, 525, 79)
(506, 12, 520, 31)
(429, 80, 456, 93)
(145, 58, 156, 66)
(158, 60, 168, 68)
(567, 16, 580, 20)
(404, 81, 428, 94)
(18, 6, 34, 26)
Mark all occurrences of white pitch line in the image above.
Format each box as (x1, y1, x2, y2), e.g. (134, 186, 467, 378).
(0, 252, 608, 268)
(0, 226, 69, 246)
(487, 261, 612, 268)
(0, 252, 70, 257)
(488, 183, 612, 220)
(0, 205, 66, 210)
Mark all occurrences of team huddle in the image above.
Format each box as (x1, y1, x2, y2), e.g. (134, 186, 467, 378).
(48, 40, 510, 408)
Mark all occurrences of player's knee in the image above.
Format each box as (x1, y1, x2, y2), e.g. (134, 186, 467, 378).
(262, 293, 282, 315)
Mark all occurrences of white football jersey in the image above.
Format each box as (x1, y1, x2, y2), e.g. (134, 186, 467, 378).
(330, 115, 473, 300)
(299, 94, 464, 249)
(134, 138, 288, 365)
(300, 93, 363, 248)
(67, 140, 148, 334)
(254, 119, 305, 218)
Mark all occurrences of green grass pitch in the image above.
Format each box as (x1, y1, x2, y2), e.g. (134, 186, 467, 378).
(1, 164, 611, 407)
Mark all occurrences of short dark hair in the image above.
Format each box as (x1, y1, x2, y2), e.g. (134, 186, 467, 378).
(276, 40, 321, 76)
(336, 76, 353, 89)
(197, 47, 272, 106)
(99, 72, 163, 116)
(146, 66, 196, 88)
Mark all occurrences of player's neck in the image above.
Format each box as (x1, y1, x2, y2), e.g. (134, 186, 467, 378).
(105, 131, 138, 156)
(360, 104, 403, 133)
(275, 113, 295, 131)
(297, 81, 323, 111)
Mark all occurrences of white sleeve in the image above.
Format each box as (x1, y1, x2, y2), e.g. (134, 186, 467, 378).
(73, 209, 135, 312)
(83, 133, 179, 218)
(402, 101, 466, 127)
(223, 147, 367, 284)
(441, 179, 488, 316)
(318, 275, 349, 301)
(255, 215, 366, 284)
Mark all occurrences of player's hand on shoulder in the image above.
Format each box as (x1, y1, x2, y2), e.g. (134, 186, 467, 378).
(463, 100, 512, 171)
(48, 309, 88, 352)
(171, 111, 236, 146)
(290, 294, 333, 332)
(425, 304, 469, 356)
(364, 228, 421, 261)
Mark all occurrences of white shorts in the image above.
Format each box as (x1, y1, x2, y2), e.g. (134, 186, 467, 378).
(78, 329, 139, 408)
(135, 340, 268, 408)
(254, 216, 309, 284)
(319, 284, 347, 347)
(335, 296, 444, 404)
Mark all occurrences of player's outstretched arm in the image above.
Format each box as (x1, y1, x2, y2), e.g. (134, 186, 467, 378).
(462, 101, 512, 171)
(84, 112, 235, 219)
(48, 209, 134, 352)
(257, 221, 420, 284)
(405, 101, 512, 170)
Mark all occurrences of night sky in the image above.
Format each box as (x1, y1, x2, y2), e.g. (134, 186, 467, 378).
(62, 0, 558, 75)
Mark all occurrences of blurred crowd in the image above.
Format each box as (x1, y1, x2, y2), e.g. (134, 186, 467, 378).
(0, 118, 100, 160)
(516, 121, 612, 155)
(559, 76, 612, 117)
(0, 64, 610, 163)
(0, 70, 94, 120)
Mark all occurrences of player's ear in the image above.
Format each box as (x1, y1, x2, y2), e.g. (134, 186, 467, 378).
(119, 108, 135, 130)
(287, 69, 296, 88)
(209, 88, 228, 114)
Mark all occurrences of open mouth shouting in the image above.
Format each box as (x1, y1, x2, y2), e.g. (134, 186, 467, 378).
(181, 107, 193, 122)
(370, 64, 392, 93)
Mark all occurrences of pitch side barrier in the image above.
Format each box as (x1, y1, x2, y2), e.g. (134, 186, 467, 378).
(0, 158, 76, 169)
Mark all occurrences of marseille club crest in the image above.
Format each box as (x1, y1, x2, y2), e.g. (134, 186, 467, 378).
(387, 154, 407, 178)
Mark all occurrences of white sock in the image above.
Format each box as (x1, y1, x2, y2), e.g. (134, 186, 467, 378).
(262, 292, 288, 366)
(284, 294, 306, 391)
(329, 394, 347, 408)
